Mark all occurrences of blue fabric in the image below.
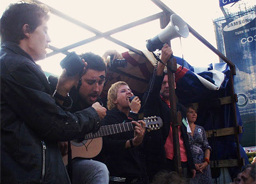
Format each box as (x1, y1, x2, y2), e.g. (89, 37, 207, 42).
(174, 57, 244, 180)
(71, 158, 109, 184)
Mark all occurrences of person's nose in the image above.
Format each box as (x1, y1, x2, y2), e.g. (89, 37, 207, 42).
(127, 91, 133, 96)
(93, 83, 100, 92)
(46, 33, 51, 43)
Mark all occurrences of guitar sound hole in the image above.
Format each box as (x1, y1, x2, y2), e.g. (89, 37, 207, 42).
(71, 139, 88, 147)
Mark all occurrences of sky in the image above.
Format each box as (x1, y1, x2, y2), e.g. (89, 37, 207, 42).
(1, 0, 252, 76)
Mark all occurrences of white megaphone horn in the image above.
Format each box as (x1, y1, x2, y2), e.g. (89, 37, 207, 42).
(146, 14, 189, 52)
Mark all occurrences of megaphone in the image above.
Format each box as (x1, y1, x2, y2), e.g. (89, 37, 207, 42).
(146, 14, 189, 52)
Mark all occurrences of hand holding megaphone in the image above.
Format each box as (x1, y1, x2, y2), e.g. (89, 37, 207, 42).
(146, 14, 189, 52)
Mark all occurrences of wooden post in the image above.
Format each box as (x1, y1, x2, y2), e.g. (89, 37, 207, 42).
(167, 57, 182, 176)
(160, 9, 183, 176)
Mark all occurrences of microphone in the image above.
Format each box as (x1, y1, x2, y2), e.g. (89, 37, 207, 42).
(129, 96, 135, 102)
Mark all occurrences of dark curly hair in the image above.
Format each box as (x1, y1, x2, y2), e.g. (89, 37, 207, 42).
(80, 52, 106, 73)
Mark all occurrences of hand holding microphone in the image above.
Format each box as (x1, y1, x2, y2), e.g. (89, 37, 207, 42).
(129, 96, 141, 114)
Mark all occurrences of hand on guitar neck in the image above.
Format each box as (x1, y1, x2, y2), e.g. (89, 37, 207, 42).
(131, 120, 146, 147)
(62, 116, 162, 165)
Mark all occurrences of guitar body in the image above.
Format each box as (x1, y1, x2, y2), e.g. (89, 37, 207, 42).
(62, 116, 163, 165)
(62, 137, 103, 165)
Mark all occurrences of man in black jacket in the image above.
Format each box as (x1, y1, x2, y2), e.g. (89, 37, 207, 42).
(58, 52, 109, 184)
(143, 44, 196, 181)
(102, 81, 147, 184)
(0, 3, 106, 184)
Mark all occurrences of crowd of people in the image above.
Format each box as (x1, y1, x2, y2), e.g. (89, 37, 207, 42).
(1, 2, 255, 184)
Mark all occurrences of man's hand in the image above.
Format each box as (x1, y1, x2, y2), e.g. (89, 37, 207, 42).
(92, 102, 107, 120)
(129, 96, 141, 114)
(161, 44, 173, 65)
(131, 120, 146, 146)
(56, 59, 87, 96)
(157, 44, 173, 76)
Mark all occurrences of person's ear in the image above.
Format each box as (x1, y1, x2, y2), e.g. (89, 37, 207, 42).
(22, 24, 30, 37)
(113, 98, 118, 105)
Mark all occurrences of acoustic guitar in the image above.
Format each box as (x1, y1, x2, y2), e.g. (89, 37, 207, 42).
(62, 116, 162, 165)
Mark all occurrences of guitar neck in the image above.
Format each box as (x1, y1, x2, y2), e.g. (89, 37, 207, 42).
(84, 121, 134, 140)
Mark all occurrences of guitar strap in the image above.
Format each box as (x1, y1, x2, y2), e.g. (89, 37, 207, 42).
(67, 141, 73, 182)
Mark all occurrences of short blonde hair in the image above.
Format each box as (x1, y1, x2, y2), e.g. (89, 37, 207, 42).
(107, 81, 128, 110)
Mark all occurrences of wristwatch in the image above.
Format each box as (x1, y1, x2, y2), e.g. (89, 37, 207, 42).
(129, 110, 137, 114)
(53, 90, 73, 109)
(53, 90, 70, 101)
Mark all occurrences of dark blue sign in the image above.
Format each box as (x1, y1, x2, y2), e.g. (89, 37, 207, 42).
(222, 12, 256, 146)
(219, 0, 240, 7)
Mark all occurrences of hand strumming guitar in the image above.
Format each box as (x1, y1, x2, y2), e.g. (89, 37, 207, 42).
(132, 120, 146, 146)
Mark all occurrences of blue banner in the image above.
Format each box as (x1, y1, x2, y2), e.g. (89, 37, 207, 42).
(221, 11, 256, 147)
(219, 0, 240, 7)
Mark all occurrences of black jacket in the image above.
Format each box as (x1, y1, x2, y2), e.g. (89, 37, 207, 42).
(102, 108, 147, 179)
(0, 42, 100, 184)
(142, 75, 195, 179)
